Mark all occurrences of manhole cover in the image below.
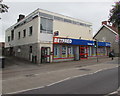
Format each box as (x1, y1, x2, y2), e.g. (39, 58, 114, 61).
(79, 68, 91, 71)
(76, 65, 82, 67)
(25, 74, 36, 77)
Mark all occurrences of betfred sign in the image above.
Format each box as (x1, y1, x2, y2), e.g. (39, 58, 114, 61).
(54, 37, 72, 44)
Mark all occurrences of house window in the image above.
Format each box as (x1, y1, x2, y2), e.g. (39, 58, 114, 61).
(40, 17, 53, 34)
(29, 26, 33, 36)
(8, 36, 10, 42)
(11, 30, 14, 40)
(23, 29, 26, 37)
(18, 32, 20, 39)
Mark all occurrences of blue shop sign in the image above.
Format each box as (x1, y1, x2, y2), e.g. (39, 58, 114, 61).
(97, 42, 111, 47)
(53, 37, 111, 47)
(70, 39, 111, 47)
(71, 39, 94, 46)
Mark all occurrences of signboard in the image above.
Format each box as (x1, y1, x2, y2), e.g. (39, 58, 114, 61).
(53, 37, 111, 47)
(54, 37, 72, 44)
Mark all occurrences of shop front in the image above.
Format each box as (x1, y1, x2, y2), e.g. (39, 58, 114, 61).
(53, 37, 111, 62)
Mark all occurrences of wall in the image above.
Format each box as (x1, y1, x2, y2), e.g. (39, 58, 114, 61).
(5, 17, 39, 47)
(53, 20, 92, 40)
(94, 27, 119, 56)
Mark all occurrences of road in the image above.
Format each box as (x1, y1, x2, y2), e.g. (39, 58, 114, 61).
(16, 67, 118, 95)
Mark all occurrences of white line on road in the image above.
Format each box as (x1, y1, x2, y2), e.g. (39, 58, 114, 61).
(6, 85, 45, 95)
(6, 66, 118, 95)
(46, 77, 72, 87)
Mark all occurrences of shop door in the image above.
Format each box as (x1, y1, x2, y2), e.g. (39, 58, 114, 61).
(41, 47, 50, 63)
(80, 46, 88, 59)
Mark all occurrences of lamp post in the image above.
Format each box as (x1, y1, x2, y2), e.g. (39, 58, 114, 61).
(94, 39, 98, 62)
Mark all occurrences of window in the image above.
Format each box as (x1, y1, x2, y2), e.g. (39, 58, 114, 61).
(68, 46, 73, 57)
(8, 36, 10, 42)
(29, 46, 32, 53)
(64, 18, 72, 23)
(18, 32, 20, 39)
(54, 46, 58, 56)
(23, 29, 26, 37)
(54, 16, 64, 21)
(17, 46, 21, 53)
(40, 17, 53, 34)
(54, 45, 60, 58)
(40, 12, 53, 19)
(29, 26, 33, 36)
(11, 30, 14, 40)
(62, 46, 67, 58)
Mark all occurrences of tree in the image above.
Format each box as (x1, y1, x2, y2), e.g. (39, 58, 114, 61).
(109, 1, 120, 90)
(0, 0, 9, 13)
(109, 1, 120, 28)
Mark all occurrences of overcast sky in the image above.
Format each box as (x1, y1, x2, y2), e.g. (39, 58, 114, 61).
(0, 0, 116, 42)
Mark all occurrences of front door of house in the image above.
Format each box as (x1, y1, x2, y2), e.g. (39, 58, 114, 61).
(41, 47, 50, 63)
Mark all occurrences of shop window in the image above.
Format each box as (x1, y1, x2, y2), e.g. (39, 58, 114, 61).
(92, 47, 96, 56)
(54, 45, 60, 58)
(40, 17, 53, 34)
(68, 46, 73, 57)
(62, 46, 67, 58)
(88, 46, 92, 56)
(54, 46, 58, 56)
(54, 45, 58, 58)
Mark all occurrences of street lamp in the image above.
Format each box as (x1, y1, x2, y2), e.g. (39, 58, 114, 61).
(94, 39, 98, 62)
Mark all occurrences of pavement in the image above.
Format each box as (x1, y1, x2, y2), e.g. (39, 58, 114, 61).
(1, 56, 119, 94)
(2, 56, 117, 79)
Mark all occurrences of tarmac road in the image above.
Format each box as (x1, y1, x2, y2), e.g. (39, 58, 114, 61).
(18, 67, 118, 95)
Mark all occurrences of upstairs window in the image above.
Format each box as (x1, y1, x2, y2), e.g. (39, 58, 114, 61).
(8, 36, 10, 42)
(29, 26, 33, 36)
(23, 29, 26, 38)
(40, 17, 53, 34)
(11, 30, 14, 40)
(18, 32, 20, 39)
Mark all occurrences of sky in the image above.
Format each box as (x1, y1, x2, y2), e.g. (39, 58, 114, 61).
(0, 0, 116, 42)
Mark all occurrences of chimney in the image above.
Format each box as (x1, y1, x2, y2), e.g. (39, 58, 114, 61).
(102, 21, 108, 25)
(17, 14, 25, 22)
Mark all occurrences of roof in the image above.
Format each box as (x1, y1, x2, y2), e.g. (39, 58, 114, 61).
(93, 24, 118, 39)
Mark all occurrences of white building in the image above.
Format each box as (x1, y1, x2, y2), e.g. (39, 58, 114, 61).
(5, 8, 110, 64)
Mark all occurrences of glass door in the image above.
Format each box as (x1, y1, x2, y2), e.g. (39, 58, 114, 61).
(41, 47, 50, 63)
(80, 46, 88, 59)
